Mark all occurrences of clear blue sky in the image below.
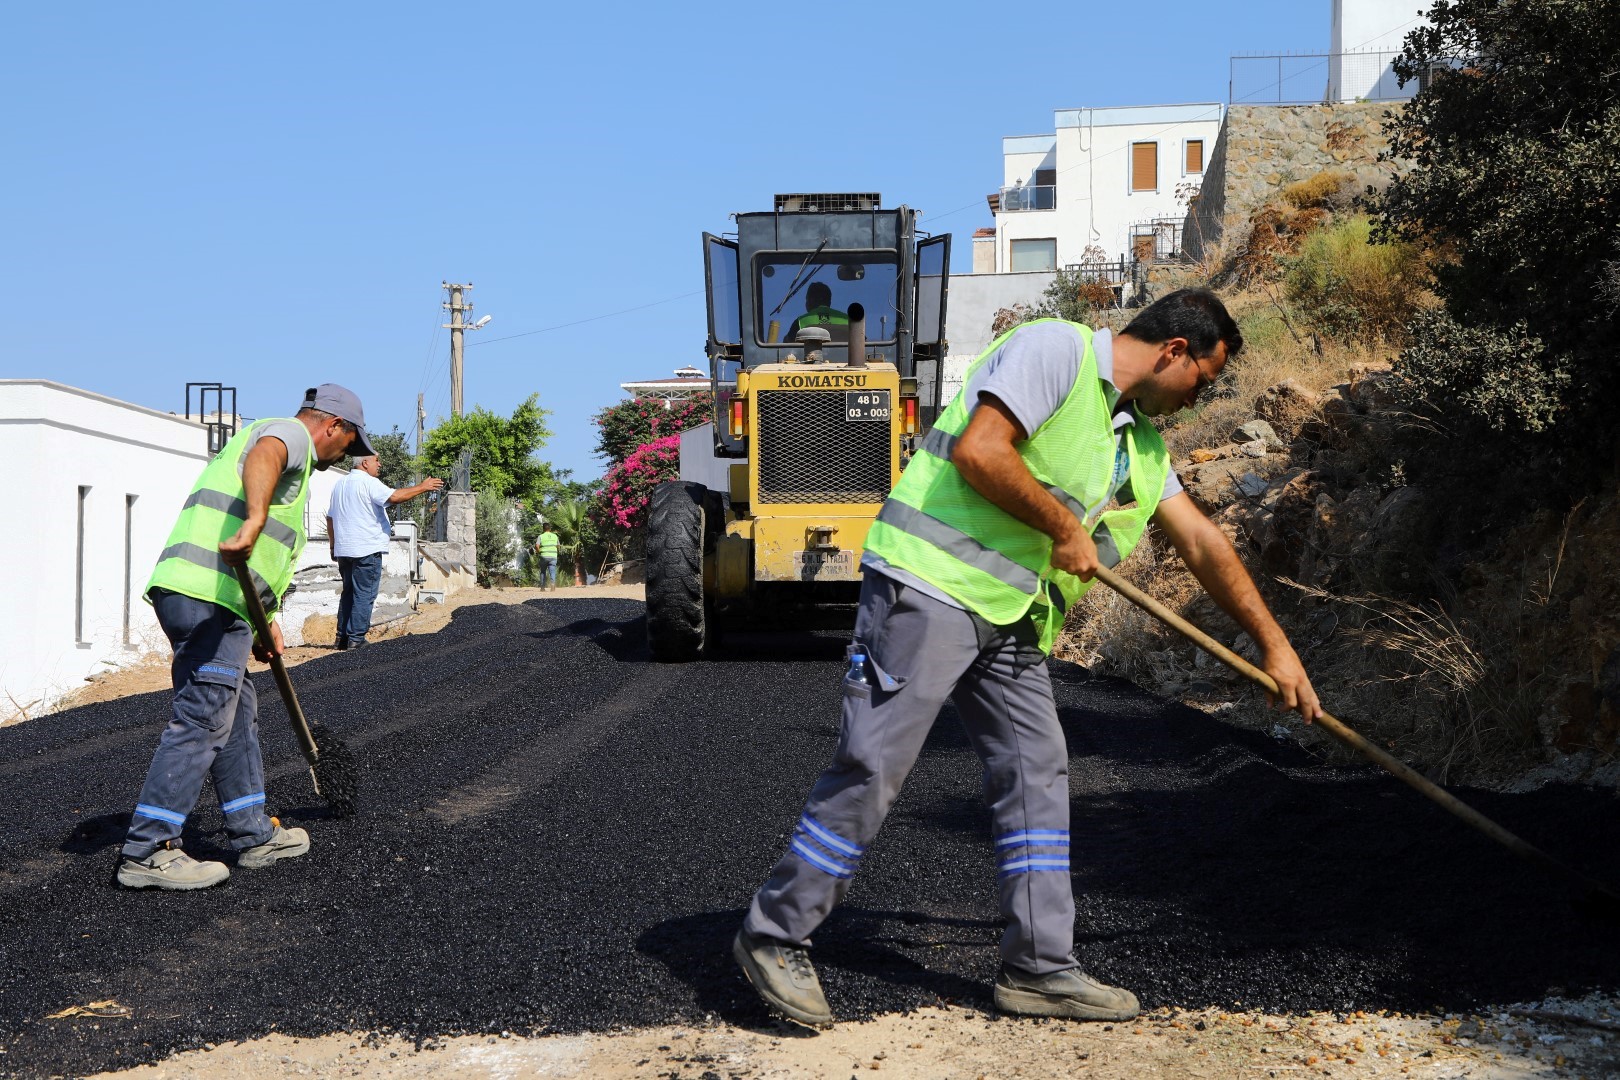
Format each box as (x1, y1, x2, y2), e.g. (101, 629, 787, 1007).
(3, 2, 1337, 482)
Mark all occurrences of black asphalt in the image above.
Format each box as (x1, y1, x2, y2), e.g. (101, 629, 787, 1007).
(2, 597, 1617, 1078)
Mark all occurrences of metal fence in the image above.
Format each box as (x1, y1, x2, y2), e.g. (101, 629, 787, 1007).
(1229, 50, 1414, 106)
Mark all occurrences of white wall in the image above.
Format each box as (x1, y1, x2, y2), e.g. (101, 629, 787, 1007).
(1329, 0, 1428, 101)
(0, 381, 212, 718)
(995, 104, 1223, 269)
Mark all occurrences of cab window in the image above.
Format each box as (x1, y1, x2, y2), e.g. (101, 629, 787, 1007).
(755, 252, 900, 347)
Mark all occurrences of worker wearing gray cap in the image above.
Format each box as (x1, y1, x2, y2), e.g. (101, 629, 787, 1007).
(117, 384, 372, 890)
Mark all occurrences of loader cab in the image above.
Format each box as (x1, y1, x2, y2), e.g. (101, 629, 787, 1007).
(703, 194, 950, 456)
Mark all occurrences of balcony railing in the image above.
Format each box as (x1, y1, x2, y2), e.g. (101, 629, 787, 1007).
(999, 184, 1056, 212)
(1229, 50, 1418, 106)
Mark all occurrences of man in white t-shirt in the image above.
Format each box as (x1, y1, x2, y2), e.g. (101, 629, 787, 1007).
(326, 457, 443, 650)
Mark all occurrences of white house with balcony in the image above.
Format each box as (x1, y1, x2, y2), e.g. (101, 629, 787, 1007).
(987, 102, 1224, 277)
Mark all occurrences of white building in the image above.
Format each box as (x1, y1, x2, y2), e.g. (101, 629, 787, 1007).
(619, 366, 713, 406)
(0, 381, 356, 721)
(988, 103, 1224, 274)
(1328, 0, 1430, 103)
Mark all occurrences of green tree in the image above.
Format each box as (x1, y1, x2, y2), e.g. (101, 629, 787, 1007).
(1032, 266, 1116, 326)
(1372, 0, 1620, 445)
(369, 427, 417, 490)
(420, 394, 560, 504)
(473, 489, 518, 585)
(542, 495, 593, 586)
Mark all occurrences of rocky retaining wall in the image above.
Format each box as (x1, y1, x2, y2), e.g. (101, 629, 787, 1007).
(1183, 102, 1404, 263)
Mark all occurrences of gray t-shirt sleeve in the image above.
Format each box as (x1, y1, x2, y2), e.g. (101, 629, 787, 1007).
(241, 419, 312, 504)
(965, 321, 1080, 438)
(965, 322, 1183, 506)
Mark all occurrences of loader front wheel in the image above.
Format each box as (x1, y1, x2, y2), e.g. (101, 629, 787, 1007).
(645, 481, 706, 662)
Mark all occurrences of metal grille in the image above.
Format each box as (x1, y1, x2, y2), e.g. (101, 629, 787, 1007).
(774, 192, 881, 213)
(757, 391, 891, 504)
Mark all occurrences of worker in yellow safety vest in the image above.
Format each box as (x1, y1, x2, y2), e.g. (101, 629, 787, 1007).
(734, 289, 1323, 1027)
(786, 281, 849, 343)
(117, 384, 372, 891)
(535, 523, 561, 590)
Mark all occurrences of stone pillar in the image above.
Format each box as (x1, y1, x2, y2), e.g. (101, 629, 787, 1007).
(444, 491, 477, 570)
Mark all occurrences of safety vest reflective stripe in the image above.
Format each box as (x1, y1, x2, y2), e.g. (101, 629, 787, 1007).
(874, 500, 1044, 594)
(179, 489, 301, 550)
(146, 418, 312, 623)
(157, 542, 278, 613)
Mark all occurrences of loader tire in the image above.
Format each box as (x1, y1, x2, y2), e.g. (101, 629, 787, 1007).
(645, 481, 706, 662)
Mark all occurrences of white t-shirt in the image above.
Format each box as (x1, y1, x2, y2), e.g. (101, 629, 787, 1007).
(327, 470, 395, 558)
(864, 323, 1182, 610)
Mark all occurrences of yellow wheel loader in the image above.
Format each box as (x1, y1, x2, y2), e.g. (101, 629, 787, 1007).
(645, 193, 950, 660)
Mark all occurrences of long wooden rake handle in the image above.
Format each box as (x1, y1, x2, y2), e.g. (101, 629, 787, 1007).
(233, 563, 320, 766)
(1091, 564, 1619, 906)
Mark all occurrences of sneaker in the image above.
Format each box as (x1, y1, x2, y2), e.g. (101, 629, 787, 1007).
(732, 929, 834, 1028)
(993, 965, 1140, 1021)
(238, 822, 310, 869)
(117, 846, 230, 891)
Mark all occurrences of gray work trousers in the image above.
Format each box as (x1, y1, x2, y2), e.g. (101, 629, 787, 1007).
(121, 589, 277, 859)
(745, 571, 1080, 975)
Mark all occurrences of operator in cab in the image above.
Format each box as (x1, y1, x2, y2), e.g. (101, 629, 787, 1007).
(787, 281, 849, 343)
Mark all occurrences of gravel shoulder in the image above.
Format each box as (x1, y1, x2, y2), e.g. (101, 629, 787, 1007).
(82, 998, 1620, 1079)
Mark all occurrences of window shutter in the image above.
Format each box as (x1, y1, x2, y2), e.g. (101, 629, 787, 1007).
(1131, 142, 1158, 192)
(1185, 140, 1204, 174)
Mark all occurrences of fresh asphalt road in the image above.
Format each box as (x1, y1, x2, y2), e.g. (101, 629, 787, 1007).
(2, 598, 1617, 1078)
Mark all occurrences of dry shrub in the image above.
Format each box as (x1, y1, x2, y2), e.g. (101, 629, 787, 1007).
(1281, 170, 1358, 212)
(1282, 214, 1433, 345)
(1283, 580, 1517, 779)
(1233, 204, 1330, 283)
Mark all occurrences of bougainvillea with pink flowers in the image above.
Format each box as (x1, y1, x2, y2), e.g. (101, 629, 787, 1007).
(595, 434, 682, 532)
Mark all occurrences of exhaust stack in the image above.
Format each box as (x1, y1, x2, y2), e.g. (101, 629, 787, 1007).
(847, 302, 867, 369)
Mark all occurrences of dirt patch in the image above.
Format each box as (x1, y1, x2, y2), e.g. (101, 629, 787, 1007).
(86, 999, 1620, 1079)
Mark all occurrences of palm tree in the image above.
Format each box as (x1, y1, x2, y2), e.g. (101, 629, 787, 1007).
(543, 496, 590, 587)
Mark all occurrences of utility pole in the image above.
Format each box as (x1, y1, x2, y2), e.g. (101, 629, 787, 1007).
(415, 392, 426, 458)
(441, 282, 493, 418)
(442, 282, 471, 418)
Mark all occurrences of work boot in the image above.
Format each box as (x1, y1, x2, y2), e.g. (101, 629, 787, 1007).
(732, 929, 834, 1028)
(116, 845, 230, 891)
(237, 823, 310, 869)
(993, 965, 1140, 1021)
(333, 636, 348, 650)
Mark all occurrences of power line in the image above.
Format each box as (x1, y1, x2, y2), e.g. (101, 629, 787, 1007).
(468, 290, 705, 348)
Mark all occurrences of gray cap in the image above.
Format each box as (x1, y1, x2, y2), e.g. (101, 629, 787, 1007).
(300, 383, 376, 457)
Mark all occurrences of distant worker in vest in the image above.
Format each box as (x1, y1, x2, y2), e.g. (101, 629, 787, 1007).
(326, 456, 444, 650)
(734, 289, 1323, 1026)
(117, 385, 373, 890)
(535, 523, 560, 589)
(787, 281, 848, 343)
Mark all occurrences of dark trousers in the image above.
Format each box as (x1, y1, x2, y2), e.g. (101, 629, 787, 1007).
(336, 552, 383, 644)
(123, 590, 276, 859)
